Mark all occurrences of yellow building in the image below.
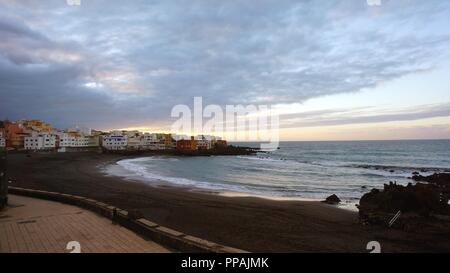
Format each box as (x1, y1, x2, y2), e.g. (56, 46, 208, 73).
(20, 120, 53, 132)
(164, 134, 176, 149)
(190, 136, 198, 150)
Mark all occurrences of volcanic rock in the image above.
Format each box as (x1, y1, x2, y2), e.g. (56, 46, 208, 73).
(323, 194, 341, 204)
(358, 175, 450, 231)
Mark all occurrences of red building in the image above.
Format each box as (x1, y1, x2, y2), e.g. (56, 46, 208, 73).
(176, 140, 191, 151)
(176, 137, 198, 151)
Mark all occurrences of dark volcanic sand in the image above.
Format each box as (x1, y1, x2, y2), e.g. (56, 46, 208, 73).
(6, 152, 450, 252)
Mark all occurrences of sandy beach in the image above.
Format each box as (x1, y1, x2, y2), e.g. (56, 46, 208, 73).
(6, 152, 450, 252)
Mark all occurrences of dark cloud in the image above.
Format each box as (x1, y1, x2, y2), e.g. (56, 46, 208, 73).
(0, 0, 450, 129)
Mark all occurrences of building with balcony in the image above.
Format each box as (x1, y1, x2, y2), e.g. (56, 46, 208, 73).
(42, 134, 56, 149)
(24, 135, 43, 150)
(57, 133, 76, 148)
(24, 134, 56, 150)
(102, 132, 128, 150)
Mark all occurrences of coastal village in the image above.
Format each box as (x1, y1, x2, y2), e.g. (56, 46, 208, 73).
(0, 119, 228, 152)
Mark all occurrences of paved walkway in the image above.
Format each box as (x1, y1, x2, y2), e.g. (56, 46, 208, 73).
(0, 195, 171, 253)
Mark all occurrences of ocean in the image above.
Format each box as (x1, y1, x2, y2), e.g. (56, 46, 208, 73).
(105, 140, 450, 209)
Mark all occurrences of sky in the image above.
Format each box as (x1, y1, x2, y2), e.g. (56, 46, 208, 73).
(0, 0, 450, 140)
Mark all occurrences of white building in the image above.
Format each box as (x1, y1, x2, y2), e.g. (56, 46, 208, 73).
(58, 132, 92, 148)
(102, 131, 128, 150)
(0, 131, 5, 148)
(58, 133, 76, 148)
(42, 134, 56, 149)
(141, 133, 165, 150)
(25, 134, 56, 150)
(195, 135, 213, 150)
(24, 135, 42, 150)
(75, 136, 89, 147)
(127, 135, 143, 150)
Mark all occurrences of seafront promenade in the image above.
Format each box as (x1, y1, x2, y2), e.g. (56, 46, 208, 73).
(0, 195, 171, 253)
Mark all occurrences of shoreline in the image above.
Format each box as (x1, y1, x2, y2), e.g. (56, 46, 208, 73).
(6, 152, 450, 252)
(108, 159, 359, 211)
(107, 155, 362, 209)
(105, 156, 323, 201)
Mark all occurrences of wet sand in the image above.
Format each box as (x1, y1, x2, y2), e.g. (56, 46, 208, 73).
(6, 152, 450, 252)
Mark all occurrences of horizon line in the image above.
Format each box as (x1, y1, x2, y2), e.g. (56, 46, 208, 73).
(230, 138, 450, 142)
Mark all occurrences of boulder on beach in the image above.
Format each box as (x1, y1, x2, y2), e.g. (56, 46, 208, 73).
(323, 194, 341, 204)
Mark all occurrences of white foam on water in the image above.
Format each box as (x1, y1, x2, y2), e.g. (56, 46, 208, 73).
(110, 157, 275, 195)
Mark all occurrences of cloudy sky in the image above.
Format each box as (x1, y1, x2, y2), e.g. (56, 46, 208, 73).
(1, 0, 450, 140)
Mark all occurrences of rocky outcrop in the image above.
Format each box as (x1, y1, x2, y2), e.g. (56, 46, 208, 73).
(412, 173, 450, 187)
(322, 194, 341, 205)
(358, 174, 450, 231)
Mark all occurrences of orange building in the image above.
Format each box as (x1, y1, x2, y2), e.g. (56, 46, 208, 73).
(4, 122, 26, 149)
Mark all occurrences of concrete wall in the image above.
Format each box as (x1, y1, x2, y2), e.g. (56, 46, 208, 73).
(8, 187, 248, 253)
(0, 149, 7, 209)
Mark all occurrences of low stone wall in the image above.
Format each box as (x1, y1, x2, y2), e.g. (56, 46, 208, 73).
(0, 149, 7, 209)
(8, 186, 248, 253)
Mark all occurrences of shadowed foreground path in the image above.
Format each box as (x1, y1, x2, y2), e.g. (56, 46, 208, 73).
(0, 195, 171, 253)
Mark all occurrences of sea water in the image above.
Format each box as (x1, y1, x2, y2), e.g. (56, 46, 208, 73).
(106, 140, 450, 208)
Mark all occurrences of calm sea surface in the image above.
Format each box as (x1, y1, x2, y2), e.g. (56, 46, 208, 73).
(106, 140, 450, 207)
